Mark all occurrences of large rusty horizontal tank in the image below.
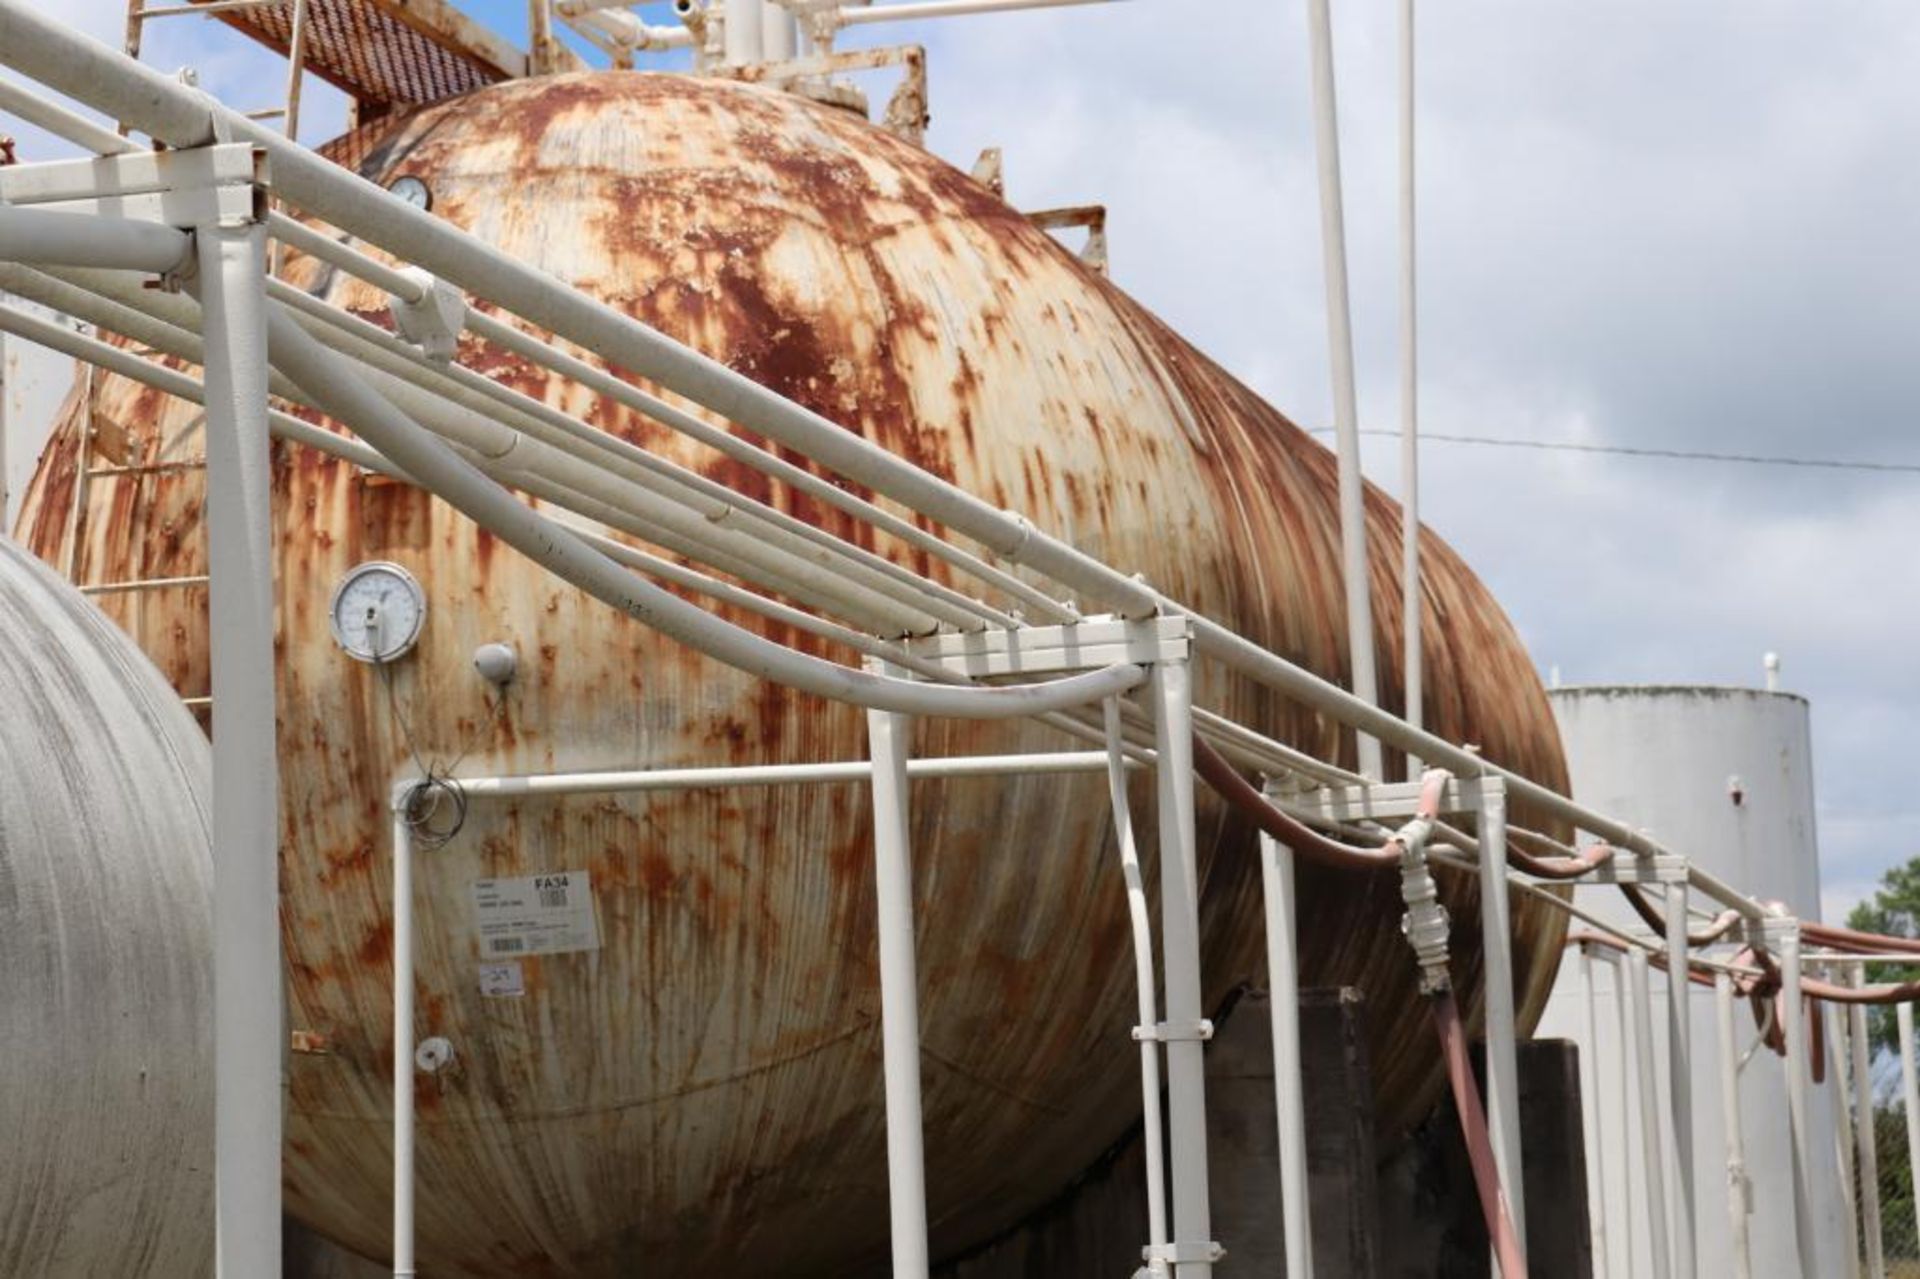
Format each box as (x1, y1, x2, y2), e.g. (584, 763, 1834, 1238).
(16, 72, 1568, 1275)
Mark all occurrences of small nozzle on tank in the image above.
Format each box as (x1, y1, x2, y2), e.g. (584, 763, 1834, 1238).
(473, 642, 518, 688)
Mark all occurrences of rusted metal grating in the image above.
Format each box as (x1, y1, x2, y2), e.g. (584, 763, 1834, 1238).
(200, 0, 520, 110)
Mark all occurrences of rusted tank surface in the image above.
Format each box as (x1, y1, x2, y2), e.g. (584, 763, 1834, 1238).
(0, 537, 213, 1277)
(15, 72, 1568, 1276)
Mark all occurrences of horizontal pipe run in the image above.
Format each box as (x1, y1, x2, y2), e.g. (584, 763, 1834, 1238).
(0, 203, 192, 274)
(263, 302, 1146, 719)
(456, 752, 1124, 796)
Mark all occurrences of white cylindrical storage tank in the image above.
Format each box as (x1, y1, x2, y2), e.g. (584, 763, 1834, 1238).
(1534, 684, 1850, 1279)
(0, 536, 212, 1277)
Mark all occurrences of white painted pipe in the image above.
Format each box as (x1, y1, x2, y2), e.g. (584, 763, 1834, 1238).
(1849, 968, 1885, 1279)
(390, 797, 415, 1277)
(1150, 660, 1216, 1277)
(762, 0, 798, 58)
(1899, 1002, 1920, 1262)
(864, 660, 931, 1279)
(1713, 971, 1753, 1279)
(1103, 698, 1171, 1276)
(566, 8, 693, 51)
(1302, 0, 1382, 781)
(1259, 813, 1313, 1277)
(1833, 998, 1864, 1279)
(1627, 948, 1672, 1279)
(194, 220, 282, 1279)
(1474, 785, 1527, 1260)
(1781, 926, 1819, 1279)
(260, 305, 1147, 720)
(724, 0, 764, 64)
(0, 202, 192, 273)
(1612, 953, 1640, 1277)
(0, 12, 1785, 924)
(1581, 947, 1614, 1279)
(455, 752, 1119, 795)
(838, 0, 1119, 23)
(1663, 884, 1696, 1279)
(1397, 0, 1421, 770)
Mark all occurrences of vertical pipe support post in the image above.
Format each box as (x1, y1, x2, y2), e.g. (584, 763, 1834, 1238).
(196, 197, 282, 1279)
(1259, 782, 1313, 1279)
(1580, 945, 1613, 1279)
(1301, 0, 1382, 780)
(1473, 780, 1527, 1253)
(863, 657, 931, 1279)
(1664, 882, 1696, 1279)
(1149, 656, 1222, 1276)
(1849, 967, 1886, 1279)
(1900, 1001, 1920, 1261)
(1610, 950, 1640, 1274)
(1627, 948, 1673, 1279)
(725, 0, 765, 65)
(390, 794, 416, 1277)
(1713, 970, 1753, 1279)
(1775, 918, 1819, 1279)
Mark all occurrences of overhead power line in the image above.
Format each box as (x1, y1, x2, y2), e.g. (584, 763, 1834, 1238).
(1310, 427, 1920, 475)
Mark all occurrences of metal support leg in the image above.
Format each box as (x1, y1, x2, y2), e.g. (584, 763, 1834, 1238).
(1849, 968, 1885, 1279)
(1627, 949, 1672, 1279)
(1834, 998, 1863, 1279)
(1259, 818, 1313, 1279)
(1580, 947, 1613, 1279)
(1149, 660, 1219, 1276)
(1474, 784, 1527, 1256)
(864, 662, 930, 1279)
(1664, 883, 1695, 1279)
(1780, 924, 1819, 1279)
(1611, 956, 1638, 1278)
(197, 219, 282, 1279)
(1900, 1002, 1920, 1264)
(1713, 972, 1752, 1279)
(391, 800, 415, 1278)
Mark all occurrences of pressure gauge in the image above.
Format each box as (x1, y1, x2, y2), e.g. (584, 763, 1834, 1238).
(329, 561, 427, 663)
(387, 174, 432, 212)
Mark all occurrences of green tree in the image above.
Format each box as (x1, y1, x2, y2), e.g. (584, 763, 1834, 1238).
(1845, 855, 1920, 1057)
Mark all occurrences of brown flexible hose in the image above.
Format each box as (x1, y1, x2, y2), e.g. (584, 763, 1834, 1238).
(1433, 991, 1530, 1278)
(1189, 734, 1400, 870)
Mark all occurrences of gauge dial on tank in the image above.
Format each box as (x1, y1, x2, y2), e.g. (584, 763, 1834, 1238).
(387, 174, 432, 211)
(328, 561, 426, 663)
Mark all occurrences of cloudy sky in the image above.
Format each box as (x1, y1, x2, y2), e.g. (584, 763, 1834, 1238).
(4, 1, 1916, 920)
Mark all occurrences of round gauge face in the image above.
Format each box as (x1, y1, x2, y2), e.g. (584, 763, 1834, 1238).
(387, 174, 432, 211)
(328, 561, 427, 663)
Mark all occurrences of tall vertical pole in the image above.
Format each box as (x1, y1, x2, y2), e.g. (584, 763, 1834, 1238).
(197, 217, 282, 1279)
(1581, 947, 1613, 1279)
(864, 659, 930, 1279)
(1302, 0, 1382, 780)
(1627, 949, 1672, 1279)
(0, 324, 9, 531)
(1713, 971, 1753, 1279)
(1396, 0, 1422, 775)
(1898, 1001, 1920, 1261)
(1259, 817, 1313, 1278)
(1664, 884, 1696, 1279)
(1780, 923, 1819, 1279)
(1849, 968, 1885, 1279)
(1834, 997, 1864, 1279)
(391, 802, 416, 1278)
(1475, 784, 1527, 1256)
(1150, 658, 1218, 1276)
(528, 0, 560, 75)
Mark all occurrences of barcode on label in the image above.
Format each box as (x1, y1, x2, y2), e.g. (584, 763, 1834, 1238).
(538, 887, 569, 909)
(490, 936, 525, 954)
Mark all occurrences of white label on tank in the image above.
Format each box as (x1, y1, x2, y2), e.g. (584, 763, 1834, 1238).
(470, 871, 600, 958)
(477, 962, 525, 998)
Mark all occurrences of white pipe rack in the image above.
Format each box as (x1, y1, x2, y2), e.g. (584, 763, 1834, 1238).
(0, 8, 1907, 1277)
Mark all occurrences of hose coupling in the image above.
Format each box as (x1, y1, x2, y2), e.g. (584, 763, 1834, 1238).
(1396, 817, 1452, 994)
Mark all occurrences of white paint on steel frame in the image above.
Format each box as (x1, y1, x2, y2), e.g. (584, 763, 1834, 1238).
(1533, 686, 1851, 1279)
